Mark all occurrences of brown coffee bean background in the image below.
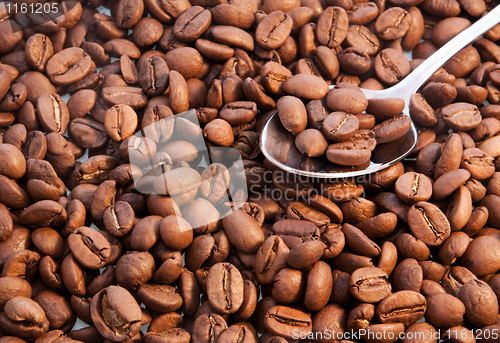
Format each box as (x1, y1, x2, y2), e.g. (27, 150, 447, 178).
(1, 0, 500, 342)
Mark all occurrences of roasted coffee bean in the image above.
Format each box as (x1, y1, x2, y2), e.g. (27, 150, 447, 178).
(459, 279, 498, 328)
(375, 7, 410, 41)
(349, 267, 391, 303)
(0, 296, 50, 340)
(255, 11, 293, 50)
(104, 104, 138, 142)
(36, 93, 70, 134)
(316, 6, 349, 48)
(90, 285, 142, 341)
(45, 48, 92, 86)
(408, 202, 451, 247)
(277, 95, 307, 135)
(395, 172, 433, 205)
(376, 290, 426, 327)
(68, 226, 111, 270)
(322, 112, 359, 142)
(375, 48, 411, 86)
(264, 306, 312, 340)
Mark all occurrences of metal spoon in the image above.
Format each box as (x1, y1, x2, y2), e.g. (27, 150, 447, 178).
(261, 5, 500, 178)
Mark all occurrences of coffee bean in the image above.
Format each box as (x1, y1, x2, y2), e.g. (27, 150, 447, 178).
(46, 48, 92, 86)
(375, 7, 410, 41)
(408, 201, 451, 247)
(349, 267, 391, 303)
(264, 306, 312, 340)
(375, 48, 411, 86)
(316, 6, 349, 48)
(376, 290, 426, 327)
(255, 11, 293, 50)
(104, 104, 138, 142)
(90, 286, 142, 341)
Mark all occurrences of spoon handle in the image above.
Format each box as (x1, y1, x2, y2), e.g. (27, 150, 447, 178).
(391, 5, 500, 97)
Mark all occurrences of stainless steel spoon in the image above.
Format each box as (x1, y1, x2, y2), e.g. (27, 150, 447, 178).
(261, 5, 500, 178)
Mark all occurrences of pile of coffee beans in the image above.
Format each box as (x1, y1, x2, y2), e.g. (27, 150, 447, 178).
(278, 87, 412, 167)
(2, 0, 500, 342)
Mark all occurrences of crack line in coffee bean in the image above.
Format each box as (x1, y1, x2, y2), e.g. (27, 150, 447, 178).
(36, 37, 48, 68)
(332, 115, 350, 134)
(80, 234, 107, 263)
(79, 168, 109, 182)
(380, 305, 426, 318)
(355, 276, 388, 289)
(290, 206, 304, 220)
(411, 173, 420, 197)
(466, 155, 493, 166)
(262, 242, 278, 274)
(263, 16, 288, 43)
(380, 12, 408, 35)
(148, 59, 157, 91)
(222, 264, 232, 310)
(306, 60, 319, 76)
(268, 314, 310, 326)
(102, 294, 132, 335)
(416, 206, 444, 242)
(359, 29, 378, 49)
(446, 273, 464, 290)
(115, 106, 122, 138)
(328, 11, 340, 46)
(235, 327, 245, 342)
(180, 10, 205, 34)
(208, 314, 218, 342)
(208, 165, 221, 194)
(381, 53, 403, 80)
(266, 72, 288, 82)
(110, 205, 121, 231)
(49, 95, 61, 132)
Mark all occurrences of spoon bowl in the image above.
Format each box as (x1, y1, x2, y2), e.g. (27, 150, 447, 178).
(261, 5, 500, 178)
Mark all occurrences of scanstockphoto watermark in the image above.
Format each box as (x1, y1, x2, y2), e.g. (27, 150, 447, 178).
(291, 329, 441, 341)
(292, 328, 500, 341)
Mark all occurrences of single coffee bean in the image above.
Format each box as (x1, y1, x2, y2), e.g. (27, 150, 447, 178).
(104, 104, 138, 142)
(206, 262, 244, 314)
(139, 56, 169, 96)
(349, 267, 391, 303)
(395, 172, 433, 205)
(459, 279, 499, 328)
(255, 11, 293, 50)
(90, 286, 142, 341)
(326, 85, 368, 114)
(295, 129, 328, 157)
(264, 306, 312, 340)
(0, 296, 50, 340)
(315, 6, 349, 48)
(282, 74, 330, 100)
(277, 95, 307, 135)
(322, 112, 359, 142)
(408, 201, 451, 246)
(375, 7, 410, 41)
(46, 47, 92, 86)
(375, 48, 411, 86)
(372, 113, 412, 144)
(409, 93, 437, 127)
(376, 290, 426, 327)
(36, 93, 70, 134)
(68, 226, 111, 270)
(174, 6, 212, 42)
(441, 102, 482, 131)
(68, 118, 108, 150)
(191, 313, 227, 343)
